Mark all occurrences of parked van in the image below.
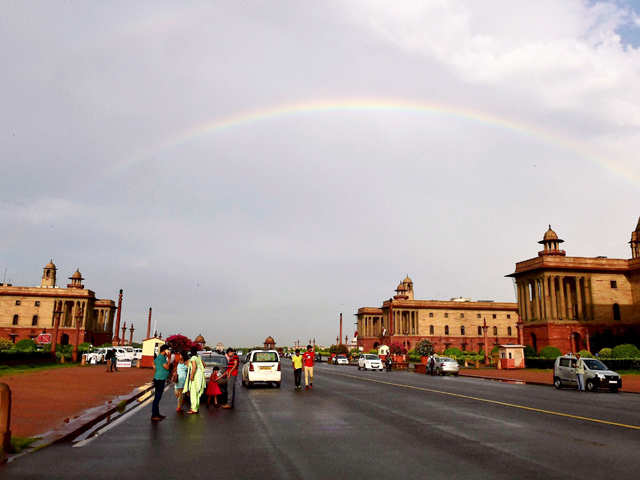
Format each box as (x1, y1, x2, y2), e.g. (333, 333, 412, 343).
(553, 355, 622, 392)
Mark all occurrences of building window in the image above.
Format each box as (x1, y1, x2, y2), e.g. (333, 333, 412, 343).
(460, 313, 464, 318)
(610, 280, 617, 289)
(32, 315, 38, 326)
(35, 301, 40, 307)
(444, 325, 449, 335)
(506, 314, 511, 319)
(429, 325, 434, 335)
(507, 326, 512, 336)
(492, 314, 497, 319)
(477, 326, 482, 335)
(613, 303, 621, 321)
(460, 326, 465, 335)
(444, 313, 449, 318)
(476, 314, 481, 318)
(493, 326, 498, 336)
(15, 300, 21, 306)
(12, 315, 19, 325)
(429, 312, 433, 318)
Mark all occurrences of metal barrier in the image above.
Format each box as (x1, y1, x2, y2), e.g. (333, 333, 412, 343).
(0, 383, 11, 462)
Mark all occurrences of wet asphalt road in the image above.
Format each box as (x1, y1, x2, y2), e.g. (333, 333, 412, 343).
(4, 362, 640, 479)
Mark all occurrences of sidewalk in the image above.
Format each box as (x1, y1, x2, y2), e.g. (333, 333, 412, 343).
(1, 365, 152, 437)
(458, 368, 640, 393)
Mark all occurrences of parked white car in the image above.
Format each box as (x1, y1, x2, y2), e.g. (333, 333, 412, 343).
(86, 348, 106, 364)
(133, 348, 142, 360)
(335, 354, 349, 365)
(433, 357, 460, 376)
(358, 354, 383, 371)
(114, 347, 134, 361)
(242, 350, 281, 388)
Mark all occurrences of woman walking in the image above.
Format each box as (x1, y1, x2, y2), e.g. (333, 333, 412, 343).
(173, 351, 188, 412)
(183, 347, 205, 414)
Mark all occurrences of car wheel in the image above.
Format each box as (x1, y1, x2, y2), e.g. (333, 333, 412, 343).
(275, 382, 281, 388)
(453, 372, 459, 377)
(553, 377, 562, 389)
(586, 380, 596, 392)
(609, 387, 619, 393)
(358, 365, 361, 370)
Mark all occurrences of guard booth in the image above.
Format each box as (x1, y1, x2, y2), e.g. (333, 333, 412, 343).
(141, 337, 166, 368)
(377, 345, 390, 361)
(497, 344, 526, 369)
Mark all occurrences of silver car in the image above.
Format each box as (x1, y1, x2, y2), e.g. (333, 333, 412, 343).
(553, 355, 622, 392)
(434, 357, 460, 376)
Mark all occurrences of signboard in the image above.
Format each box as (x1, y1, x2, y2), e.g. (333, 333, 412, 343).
(36, 333, 52, 344)
(116, 360, 132, 368)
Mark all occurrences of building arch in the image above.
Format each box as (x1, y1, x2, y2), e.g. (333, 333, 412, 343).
(613, 303, 621, 321)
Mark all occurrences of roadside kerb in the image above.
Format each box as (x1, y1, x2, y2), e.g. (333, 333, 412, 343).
(8, 381, 154, 460)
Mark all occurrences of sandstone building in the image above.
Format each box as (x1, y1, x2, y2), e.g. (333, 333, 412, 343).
(356, 276, 518, 352)
(507, 220, 640, 353)
(0, 261, 116, 345)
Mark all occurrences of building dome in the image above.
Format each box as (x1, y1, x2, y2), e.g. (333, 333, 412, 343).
(396, 282, 407, 291)
(264, 336, 275, 345)
(70, 269, 84, 280)
(194, 334, 205, 344)
(45, 260, 56, 270)
(403, 275, 413, 284)
(543, 226, 558, 241)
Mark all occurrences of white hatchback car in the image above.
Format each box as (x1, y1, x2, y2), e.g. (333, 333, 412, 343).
(358, 354, 383, 371)
(242, 350, 281, 388)
(335, 354, 349, 365)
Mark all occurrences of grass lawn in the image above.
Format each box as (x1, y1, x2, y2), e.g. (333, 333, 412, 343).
(0, 362, 81, 377)
(9, 436, 40, 453)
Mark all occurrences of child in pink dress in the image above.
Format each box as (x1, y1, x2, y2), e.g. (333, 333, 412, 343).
(206, 366, 223, 408)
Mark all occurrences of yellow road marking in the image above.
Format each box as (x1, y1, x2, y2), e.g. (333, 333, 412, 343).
(332, 371, 640, 431)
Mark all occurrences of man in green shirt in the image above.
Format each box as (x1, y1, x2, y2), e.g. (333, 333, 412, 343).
(575, 353, 585, 392)
(151, 344, 171, 421)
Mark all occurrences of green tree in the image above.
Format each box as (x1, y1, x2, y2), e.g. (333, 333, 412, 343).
(329, 344, 348, 355)
(539, 346, 561, 359)
(0, 338, 13, 351)
(15, 339, 36, 353)
(414, 339, 434, 357)
(523, 345, 536, 358)
(612, 344, 640, 358)
(577, 349, 593, 358)
(597, 347, 612, 358)
(444, 347, 463, 358)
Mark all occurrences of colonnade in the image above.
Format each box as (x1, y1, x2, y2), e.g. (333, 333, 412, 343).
(517, 275, 591, 321)
(360, 315, 384, 337)
(360, 310, 419, 337)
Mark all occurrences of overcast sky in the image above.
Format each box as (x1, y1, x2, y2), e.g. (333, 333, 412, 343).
(2, 1, 640, 347)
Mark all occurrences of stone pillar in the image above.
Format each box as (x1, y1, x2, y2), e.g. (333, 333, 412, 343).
(584, 276, 593, 320)
(517, 283, 526, 321)
(549, 276, 558, 320)
(576, 277, 584, 320)
(531, 280, 539, 320)
(542, 276, 550, 321)
(566, 278, 574, 320)
(558, 277, 567, 320)
(537, 279, 545, 320)
(523, 282, 530, 321)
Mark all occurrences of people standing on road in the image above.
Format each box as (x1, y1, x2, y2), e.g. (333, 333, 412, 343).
(206, 366, 223, 408)
(292, 348, 303, 390)
(151, 344, 171, 421)
(105, 348, 118, 372)
(173, 351, 187, 412)
(302, 344, 314, 390)
(575, 353, 585, 392)
(183, 347, 205, 414)
(428, 355, 436, 376)
(222, 348, 239, 409)
(385, 355, 393, 372)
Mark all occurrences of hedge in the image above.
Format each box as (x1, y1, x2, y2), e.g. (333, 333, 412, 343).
(0, 351, 58, 366)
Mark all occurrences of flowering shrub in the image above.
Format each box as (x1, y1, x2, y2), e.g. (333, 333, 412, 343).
(389, 342, 407, 355)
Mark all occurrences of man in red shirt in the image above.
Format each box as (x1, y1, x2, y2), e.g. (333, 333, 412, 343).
(302, 344, 314, 390)
(222, 348, 239, 409)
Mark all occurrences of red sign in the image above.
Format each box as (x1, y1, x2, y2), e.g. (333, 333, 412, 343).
(36, 333, 52, 344)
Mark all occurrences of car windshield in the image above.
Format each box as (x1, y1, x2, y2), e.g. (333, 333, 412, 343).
(253, 352, 278, 362)
(337, 354, 347, 358)
(583, 359, 607, 371)
(365, 354, 379, 360)
(200, 354, 227, 367)
(440, 358, 454, 362)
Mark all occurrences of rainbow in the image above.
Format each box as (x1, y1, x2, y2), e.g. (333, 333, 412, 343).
(115, 98, 637, 185)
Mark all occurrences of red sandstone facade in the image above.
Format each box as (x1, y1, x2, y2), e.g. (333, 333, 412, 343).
(508, 220, 640, 353)
(356, 276, 519, 353)
(0, 261, 116, 346)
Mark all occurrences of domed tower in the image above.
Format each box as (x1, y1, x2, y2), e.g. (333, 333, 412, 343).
(630, 217, 640, 259)
(402, 275, 414, 300)
(264, 336, 276, 350)
(394, 281, 408, 300)
(67, 269, 85, 289)
(41, 260, 57, 288)
(538, 225, 566, 257)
